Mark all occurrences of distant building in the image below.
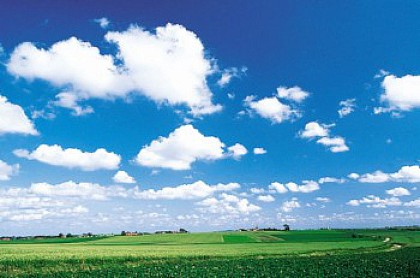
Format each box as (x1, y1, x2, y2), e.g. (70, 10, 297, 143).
(0, 237, 11, 241)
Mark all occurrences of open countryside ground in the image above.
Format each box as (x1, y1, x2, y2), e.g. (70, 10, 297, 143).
(0, 230, 419, 277)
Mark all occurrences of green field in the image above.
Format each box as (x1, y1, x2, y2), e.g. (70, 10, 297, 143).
(0, 230, 419, 277)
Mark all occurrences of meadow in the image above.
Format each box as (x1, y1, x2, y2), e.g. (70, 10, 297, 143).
(0, 229, 418, 277)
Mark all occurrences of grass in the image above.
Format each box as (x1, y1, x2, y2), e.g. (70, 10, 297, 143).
(0, 229, 418, 277)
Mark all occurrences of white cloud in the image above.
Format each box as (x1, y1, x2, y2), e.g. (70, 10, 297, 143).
(217, 67, 247, 87)
(53, 92, 94, 116)
(30, 181, 112, 200)
(133, 181, 240, 200)
(280, 198, 301, 212)
(346, 195, 402, 208)
(257, 195, 275, 202)
(0, 95, 38, 136)
(250, 187, 265, 194)
(358, 171, 391, 183)
(94, 17, 110, 29)
(14, 144, 121, 171)
(105, 24, 221, 116)
(299, 122, 349, 153)
(386, 187, 411, 197)
(316, 136, 349, 153)
(315, 197, 331, 203)
(253, 147, 267, 155)
(299, 122, 330, 138)
(8, 24, 222, 116)
(318, 177, 345, 184)
(13, 180, 239, 202)
(269, 180, 320, 194)
(376, 74, 420, 113)
(356, 165, 420, 183)
(244, 95, 299, 124)
(404, 198, 420, 207)
(113, 170, 136, 184)
(196, 193, 261, 214)
(227, 143, 248, 160)
(135, 125, 244, 170)
(338, 98, 356, 118)
(276, 86, 309, 103)
(269, 182, 288, 194)
(0, 160, 19, 181)
(348, 173, 360, 180)
(244, 86, 309, 124)
(285, 180, 320, 193)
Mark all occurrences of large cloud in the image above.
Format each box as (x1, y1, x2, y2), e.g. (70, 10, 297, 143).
(14, 144, 121, 171)
(0, 95, 38, 136)
(375, 74, 420, 113)
(135, 125, 246, 170)
(7, 24, 222, 116)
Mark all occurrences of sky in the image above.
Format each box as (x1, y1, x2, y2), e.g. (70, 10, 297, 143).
(0, 1, 419, 235)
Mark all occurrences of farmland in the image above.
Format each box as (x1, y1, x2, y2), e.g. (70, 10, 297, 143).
(0, 230, 419, 277)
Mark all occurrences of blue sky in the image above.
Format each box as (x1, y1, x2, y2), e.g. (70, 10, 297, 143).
(0, 1, 419, 235)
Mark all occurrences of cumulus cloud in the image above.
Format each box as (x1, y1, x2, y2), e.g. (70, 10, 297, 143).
(338, 98, 356, 118)
(375, 74, 420, 113)
(0, 95, 38, 136)
(276, 86, 309, 103)
(94, 17, 110, 29)
(354, 165, 420, 183)
(135, 125, 246, 170)
(299, 122, 330, 138)
(299, 121, 349, 153)
(257, 195, 275, 202)
(0, 160, 19, 181)
(386, 187, 411, 197)
(227, 143, 248, 160)
(253, 147, 267, 155)
(243, 86, 308, 124)
(316, 136, 349, 153)
(112, 170, 136, 184)
(196, 193, 261, 214)
(269, 180, 320, 194)
(8, 23, 222, 116)
(14, 144, 121, 171)
(244, 95, 299, 124)
(280, 198, 301, 212)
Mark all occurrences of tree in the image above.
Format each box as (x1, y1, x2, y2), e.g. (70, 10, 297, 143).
(283, 224, 290, 231)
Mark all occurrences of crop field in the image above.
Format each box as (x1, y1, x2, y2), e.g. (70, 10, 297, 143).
(0, 230, 418, 277)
